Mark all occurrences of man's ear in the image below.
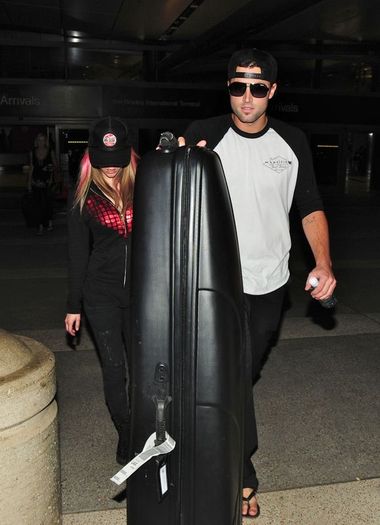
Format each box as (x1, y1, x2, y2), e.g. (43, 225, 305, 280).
(269, 83, 277, 99)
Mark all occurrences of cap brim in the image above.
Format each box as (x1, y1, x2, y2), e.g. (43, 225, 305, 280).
(89, 147, 131, 168)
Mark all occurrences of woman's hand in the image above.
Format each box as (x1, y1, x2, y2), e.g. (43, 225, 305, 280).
(65, 313, 81, 336)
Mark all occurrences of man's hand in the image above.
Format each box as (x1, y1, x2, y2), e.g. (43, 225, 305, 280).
(306, 266, 336, 300)
(302, 210, 337, 300)
(65, 313, 81, 336)
(178, 136, 207, 147)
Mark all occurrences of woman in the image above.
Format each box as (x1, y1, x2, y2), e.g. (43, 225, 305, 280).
(65, 116, 137, 465)
(28, 132, 57, 234)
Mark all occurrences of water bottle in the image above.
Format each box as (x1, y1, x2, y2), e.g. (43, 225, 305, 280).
(308, 277, 337, 309)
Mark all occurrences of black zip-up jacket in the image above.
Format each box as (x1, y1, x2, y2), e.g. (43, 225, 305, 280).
(67, 182, 132, 313)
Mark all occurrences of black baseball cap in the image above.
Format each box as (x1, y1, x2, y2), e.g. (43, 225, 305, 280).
(88, 116, 131, 168)
(228, 48, 278, 83)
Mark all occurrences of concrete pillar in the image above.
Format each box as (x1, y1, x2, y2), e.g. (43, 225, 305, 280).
(0, 329, 61, 525)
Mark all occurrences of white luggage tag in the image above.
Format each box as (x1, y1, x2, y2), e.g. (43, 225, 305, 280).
(111, 362, 174, 487)
(111, 431, 175, 486)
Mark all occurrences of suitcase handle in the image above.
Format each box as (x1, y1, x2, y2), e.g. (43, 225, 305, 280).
(158, 131, 179, 152)
(152, 362, 172, 445)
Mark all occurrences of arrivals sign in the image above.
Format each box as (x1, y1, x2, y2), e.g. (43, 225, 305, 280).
(0, 85, 101, 117)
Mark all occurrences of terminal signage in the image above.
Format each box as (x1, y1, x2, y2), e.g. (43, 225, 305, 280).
(0, 85, 101, 117)
(271, 91, 380, 125)
(102, 85, 228, 119)
(1, 83, 379, 126)
(0, 84, 227, 120)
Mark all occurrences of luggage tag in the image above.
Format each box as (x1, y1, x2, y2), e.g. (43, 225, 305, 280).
(156, 455, 170, 502)
(111, 362, 175, 488)
(110, 431, 175, 486)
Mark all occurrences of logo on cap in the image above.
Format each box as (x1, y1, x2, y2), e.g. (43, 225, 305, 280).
(103, 133, 117, 148)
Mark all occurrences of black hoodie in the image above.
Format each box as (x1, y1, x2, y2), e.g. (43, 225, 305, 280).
(67, 182, 132, 313)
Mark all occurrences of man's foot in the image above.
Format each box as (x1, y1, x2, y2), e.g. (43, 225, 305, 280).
(242, 488, 260, 519)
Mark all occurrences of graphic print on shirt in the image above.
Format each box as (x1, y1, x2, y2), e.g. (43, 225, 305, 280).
(86, 193, 132, 237)
(263, 156, 292, 174)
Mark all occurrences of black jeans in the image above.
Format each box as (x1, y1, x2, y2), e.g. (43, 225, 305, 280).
(243, 284, 287, 489)
(32, 186, 53, 227)
(84, 301, 130, 430)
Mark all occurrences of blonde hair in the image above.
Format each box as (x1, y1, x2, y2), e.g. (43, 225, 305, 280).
(74, 148, 138, 214)
(34, 132, 50, 149)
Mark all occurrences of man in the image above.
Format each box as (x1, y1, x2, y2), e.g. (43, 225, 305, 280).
(182, 48, 336, 518)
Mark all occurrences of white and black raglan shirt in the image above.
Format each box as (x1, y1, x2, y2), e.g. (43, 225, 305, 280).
(184, 114, 323, 295)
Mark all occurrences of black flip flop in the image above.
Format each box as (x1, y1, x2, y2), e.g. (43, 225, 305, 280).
(242, 489, 260, 519)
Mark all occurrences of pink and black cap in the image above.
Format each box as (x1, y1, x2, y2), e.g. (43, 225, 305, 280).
(228, 48, 278, 83)
(88, 116, 131, 168)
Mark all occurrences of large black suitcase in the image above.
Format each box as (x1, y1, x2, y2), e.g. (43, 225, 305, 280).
(127, 145, 245, 525)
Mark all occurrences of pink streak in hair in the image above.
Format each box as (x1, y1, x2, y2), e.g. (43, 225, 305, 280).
(76, 149, 92, 196)
(130, 147, 139, 172)
(76, 147, 138, 199)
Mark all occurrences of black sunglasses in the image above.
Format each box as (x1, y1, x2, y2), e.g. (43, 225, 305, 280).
(228, 82, 270, 98)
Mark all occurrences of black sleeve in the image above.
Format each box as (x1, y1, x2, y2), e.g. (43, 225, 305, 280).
(183, 115, 231, 150)
(292, 130, 324, 218)
(183, 120, 204, 145)
(67, 205, 90, 313)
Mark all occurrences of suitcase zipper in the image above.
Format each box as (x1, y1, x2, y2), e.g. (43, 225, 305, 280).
(178, 147, 198, 521)
(123, 242, 127, 288)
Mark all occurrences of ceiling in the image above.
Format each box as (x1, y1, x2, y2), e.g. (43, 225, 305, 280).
(1, 0, 380, 89)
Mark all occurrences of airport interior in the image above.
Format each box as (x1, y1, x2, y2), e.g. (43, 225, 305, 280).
(0, 1, 379, 524)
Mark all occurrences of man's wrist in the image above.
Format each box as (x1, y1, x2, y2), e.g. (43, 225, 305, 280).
(314, 258, 332, 269)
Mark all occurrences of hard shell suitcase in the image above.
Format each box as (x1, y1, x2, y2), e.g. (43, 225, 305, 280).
(127, 145, 245, 525)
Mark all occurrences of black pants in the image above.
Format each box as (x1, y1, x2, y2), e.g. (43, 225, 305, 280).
(84, 302, 130, 430)
(32, 186, 53, 227)
(243, 284, 287, 489)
